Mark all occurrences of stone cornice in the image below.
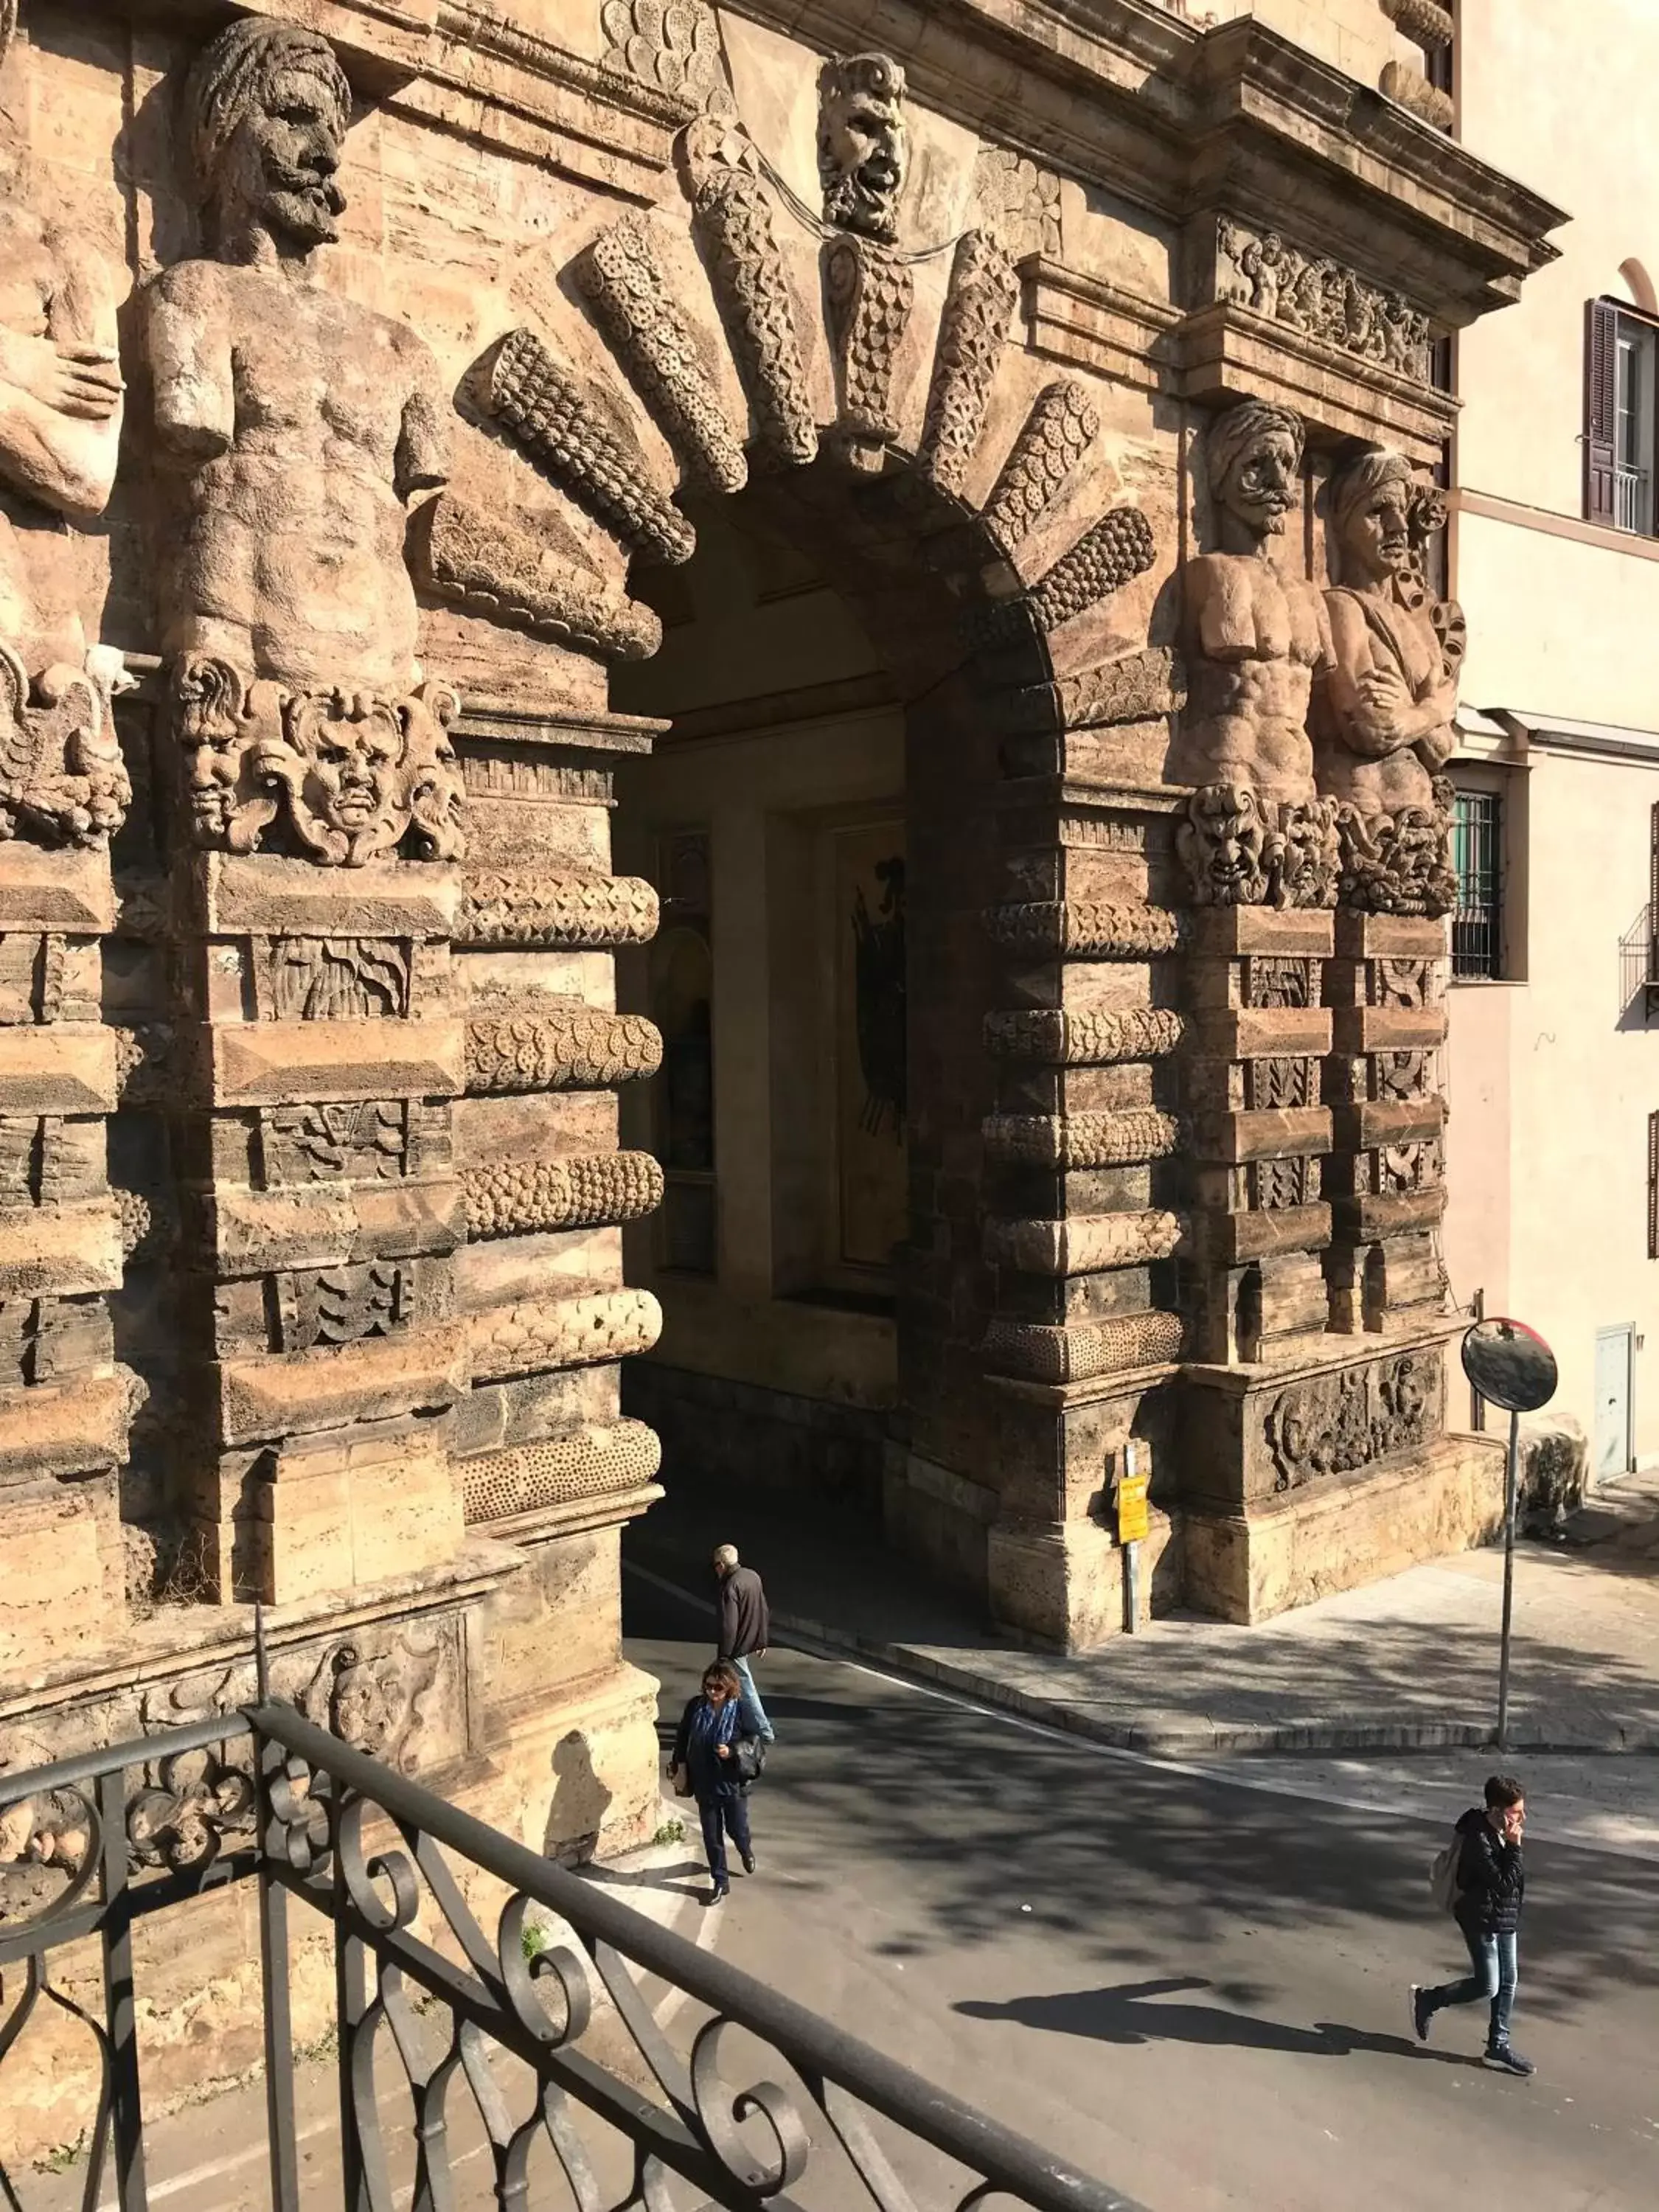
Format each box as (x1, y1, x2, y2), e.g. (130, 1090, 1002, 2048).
(729, 0, 1565, 324)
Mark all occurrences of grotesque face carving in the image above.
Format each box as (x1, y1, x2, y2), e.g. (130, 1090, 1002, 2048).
(293, 694, 403, 850)
(188, 21, 352, 260)
(818, 52, 908, 244)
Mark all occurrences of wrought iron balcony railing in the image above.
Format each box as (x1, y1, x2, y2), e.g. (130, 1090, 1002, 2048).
(1, 1699, 1147, 2212)
(1615, 462, 1652, 535)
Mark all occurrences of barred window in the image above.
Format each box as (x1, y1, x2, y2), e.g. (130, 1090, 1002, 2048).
(1450, 790, 1501, 980)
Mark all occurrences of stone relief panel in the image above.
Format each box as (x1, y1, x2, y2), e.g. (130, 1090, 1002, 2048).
(971, 146, 1062, 262)
(1214, 219, 1434, 384)
(1265, 1348, 1439, 1492)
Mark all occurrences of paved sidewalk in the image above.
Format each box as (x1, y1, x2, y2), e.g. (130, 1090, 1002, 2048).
(625, 1465, 1659, 1758)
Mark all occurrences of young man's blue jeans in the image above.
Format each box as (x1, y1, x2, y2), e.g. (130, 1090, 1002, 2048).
(1424, 1926, 1518, 2049)
(731, 1654, 775, 1742)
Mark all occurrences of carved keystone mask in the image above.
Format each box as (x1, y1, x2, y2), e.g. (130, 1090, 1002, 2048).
(818, 52, 908, 244)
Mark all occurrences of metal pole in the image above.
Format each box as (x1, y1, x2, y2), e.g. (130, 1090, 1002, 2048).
(1496, 1404, 1520, 1752)
(1124, 1540, 1141, 1635)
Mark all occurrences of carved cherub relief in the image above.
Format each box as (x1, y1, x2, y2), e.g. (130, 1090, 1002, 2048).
(817, 52, 908, 243)
(1167, 397, 1334, 810)
(144, 18, 462, 865)
(0, 0, 130, 846)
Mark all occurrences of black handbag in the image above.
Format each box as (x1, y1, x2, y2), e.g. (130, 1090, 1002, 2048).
(734, 1734, 768, 1789)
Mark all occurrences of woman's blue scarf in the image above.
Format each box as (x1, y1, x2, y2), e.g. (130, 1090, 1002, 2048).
(690, 1694, 740, 1753)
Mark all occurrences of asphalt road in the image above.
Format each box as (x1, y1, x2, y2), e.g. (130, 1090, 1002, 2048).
(626, 1571, 1659, 2212)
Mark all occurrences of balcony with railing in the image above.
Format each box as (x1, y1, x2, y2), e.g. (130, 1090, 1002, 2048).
(0, 1697, 1144, 2212)
(1615, 464, 1653, 535)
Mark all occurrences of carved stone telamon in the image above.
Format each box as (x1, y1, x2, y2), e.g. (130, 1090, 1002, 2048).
(818, 52, 908, 243)
(1171, 400, 1332, 807)
(145, 18, 462, 865)
(0, 3, 128, 847)
(1316, 445, 1460, 915)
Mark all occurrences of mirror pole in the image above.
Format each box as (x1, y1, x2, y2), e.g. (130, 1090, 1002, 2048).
(1496, 1405, 1520, 1752)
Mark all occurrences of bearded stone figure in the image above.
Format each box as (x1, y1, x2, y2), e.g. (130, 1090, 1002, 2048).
(145, 18, 462, 866)
(1169, 398, 1334, 809)
(0, 0, 130, 846)
(1315, 445, 1461, 813)
(817, 52, 908, 243)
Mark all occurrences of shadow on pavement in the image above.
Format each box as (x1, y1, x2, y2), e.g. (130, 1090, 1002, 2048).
(956, 1978, 1480, 2065)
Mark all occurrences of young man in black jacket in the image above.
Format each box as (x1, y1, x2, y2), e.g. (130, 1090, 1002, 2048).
(1411, 1774, 1532, 2076)
(712, 1543, 776, 1743)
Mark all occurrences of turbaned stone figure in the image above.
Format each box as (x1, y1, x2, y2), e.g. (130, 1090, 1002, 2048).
(1315, 444, 1461, 913)
(1172, 399, 1339, 908)
(0, 0, 128, 845)
(1169, 399, 1332, 807)
(144, 18, 462, 866)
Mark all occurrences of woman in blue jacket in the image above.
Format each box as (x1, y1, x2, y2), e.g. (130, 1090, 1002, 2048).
(669, 1660, 762, 1905)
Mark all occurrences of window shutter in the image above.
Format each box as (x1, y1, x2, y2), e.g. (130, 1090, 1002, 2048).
(1585, 298, 1619, 524)
(1650, 803, 1659, 979)
(1649, 1110, 1658, 1260)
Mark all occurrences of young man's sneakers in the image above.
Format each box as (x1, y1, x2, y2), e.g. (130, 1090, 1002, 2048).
(1410, 1986, 1432, 2043)
(1483, 2045, 1536, 2077)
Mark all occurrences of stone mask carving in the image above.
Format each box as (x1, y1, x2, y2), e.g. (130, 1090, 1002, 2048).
(187, 19, 352, 259)
(818, 52, 908, 243)
(174, 659, 464, 867)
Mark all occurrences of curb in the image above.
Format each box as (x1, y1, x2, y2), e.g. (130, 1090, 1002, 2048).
(623, 1558, 1659, 1760)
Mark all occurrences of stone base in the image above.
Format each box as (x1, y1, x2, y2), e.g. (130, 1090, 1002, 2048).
(1182, 1431, 1505, 1625)
(0, 1474, 122, 1681)
(988, 1507, 1181, 1650)
(467, 1657, 665, 1863)
(883, 1447, 997, 1601)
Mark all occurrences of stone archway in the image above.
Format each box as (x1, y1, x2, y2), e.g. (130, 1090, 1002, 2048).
(433, 83, 1187, 1649)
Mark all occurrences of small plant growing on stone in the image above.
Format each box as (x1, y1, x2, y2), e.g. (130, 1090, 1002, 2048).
(651, 1817, 686, 1848)
(521, 1916, 554, 1963)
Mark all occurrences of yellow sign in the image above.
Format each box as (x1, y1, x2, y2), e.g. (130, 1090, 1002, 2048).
(1117, 1471, 1151, 1546)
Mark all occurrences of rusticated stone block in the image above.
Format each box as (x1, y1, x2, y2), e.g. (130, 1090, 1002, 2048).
(0, 845, 115, 933)
(0, 1027, 118, 1114)
(985, 1007, 1183, 1065)
(1186, 1104, 1331, 1163)
(204, 1180, 465, 1273)
(462, 1151, 663, 1239)
(0, 1372, 135, 1481)
(251, 1419, 464, 1602)
(0, 1481, 121, 1677)
(215, 1323, 470, 1446)
(0, 1199, 122, 1298)
(470, 1290, 663, 1384)
(983, 1308, 1185, 1382)
(983, 901, 1181, 959)
(193, 852, 459, 939)
(455, 872, 658, 948)
(1329, 1004, 1447, 1054)
(984, 1208, 1186, 1274)
(461, 1419, 663, 1523)
(981, 1110, 1180, 1168)
(206, 1019, 466, 1106)
(465, 1007, 663, 1093)
(1184, 1006, 1331, 1061)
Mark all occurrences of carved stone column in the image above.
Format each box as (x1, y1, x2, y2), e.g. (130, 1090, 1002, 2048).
(169, 838, 470, 1601)
(1324, 914, 1450, 1330)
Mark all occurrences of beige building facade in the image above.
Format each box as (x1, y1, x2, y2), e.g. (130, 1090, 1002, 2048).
(1442, 0, 1659, 1478)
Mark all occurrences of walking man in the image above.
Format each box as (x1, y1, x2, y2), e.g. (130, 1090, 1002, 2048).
(712, 1543, 776, 1743)
(1412, 1774, 1534, 2076)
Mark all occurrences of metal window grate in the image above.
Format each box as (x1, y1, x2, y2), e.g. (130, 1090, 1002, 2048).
(1451, 790, 1501, 978)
